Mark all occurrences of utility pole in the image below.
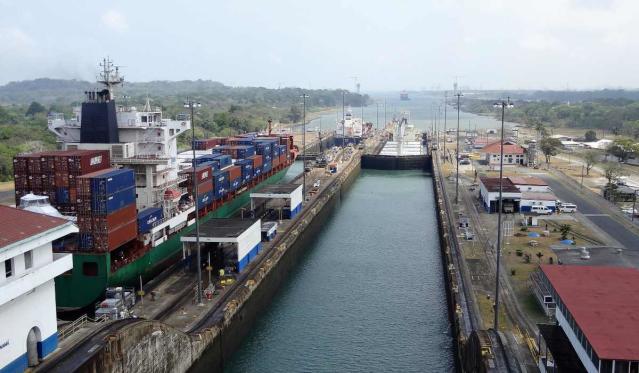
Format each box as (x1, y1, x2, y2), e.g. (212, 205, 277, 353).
(185, 97, 203, 304)
(443, 91, 447, 162)
(493, 97, 513, 331)
(301, 93, 309, 201)
(384, 99, 387, 129)
(376, 103, 379, 130)
(455, 92, 463, 204)
(342, 91, 347, 147)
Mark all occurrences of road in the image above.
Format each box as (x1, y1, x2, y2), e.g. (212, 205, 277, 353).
(541, 175, 639, 249)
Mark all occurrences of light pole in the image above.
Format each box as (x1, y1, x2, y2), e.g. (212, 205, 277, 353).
(443, 91, 447, 162)
(301, 93, 309, 202)
(384, 99, 387, 129)
(492, 97, 513, 331)
(455, 92, 463, 204)
(342, 91, 347, 147)
(376, 102, 379, 130)
(184, 97, 203, 304)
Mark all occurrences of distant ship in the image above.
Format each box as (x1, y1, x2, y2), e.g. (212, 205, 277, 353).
(14, 59, 296, 310)
(400, 91, 410, 101)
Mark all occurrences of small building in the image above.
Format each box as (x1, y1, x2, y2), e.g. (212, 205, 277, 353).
(508, 176, 551, 193)
(481, 140, 526, 167)
(181, 218, 261, 273)
(520, 192, 558, 212)
(250, 183, 303, 219)
(536, 265, 639, 373)
(478, 177, 522, 213)
(0, 206, 76, 371)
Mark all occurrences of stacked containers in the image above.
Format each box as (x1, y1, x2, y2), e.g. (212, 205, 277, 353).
(137, 207, 164, 234)
(254, 141, 273, 162)
(13, 150, 110, 211)
(228, 165, 242, 191)
(234, 159, 253, 184)
(211, 154, 232, 169)
(226, 137, 255, 146)
(192, 137, 223, 150)
(213, 169, 230, 199)
(181, 164, 213, 209)
(247, 155, 263, 178)
(193, 154, 220, 169)
(77, 168, 137, 252)
(211, 145, 256, 159)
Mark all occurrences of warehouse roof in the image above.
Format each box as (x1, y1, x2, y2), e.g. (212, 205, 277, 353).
(508, 176, 548, 187)
(251, 183, 301, 195)
(479, 177, 520, 193)
(182, 218, 258, 241)
(482, 140, 524, 155)
(0, 205, 71, 249)
(541, 265, 639, 361)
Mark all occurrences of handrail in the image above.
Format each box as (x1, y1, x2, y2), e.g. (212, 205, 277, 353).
(58, 314, 109, 342)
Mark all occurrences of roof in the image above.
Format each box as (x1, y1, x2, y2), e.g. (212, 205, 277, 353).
(479, 177, 520, 193)
(482, 140, 524, 155)
(541, 265, 639, 361)
(0, 205, 70, 249)
(508, 176, 548, 187)
(521, 192, 557, 201)
(250, 183, 301, 196)
(184, 218, 257, 239)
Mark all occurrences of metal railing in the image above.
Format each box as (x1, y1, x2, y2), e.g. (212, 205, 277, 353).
(58, 314, 109, 342)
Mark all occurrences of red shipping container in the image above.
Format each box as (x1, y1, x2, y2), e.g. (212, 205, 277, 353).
(180, 164, 213, 184)
(228, 165, 242, 181)
(91, 219, 138, 252)
(279, 154, 287, 165)
(272, 156, 280, 168)
(188, 179, 213, 195)
(248, 154, 263, 168)
(90, 204, 137, 233)
(66, 150, 110, 175)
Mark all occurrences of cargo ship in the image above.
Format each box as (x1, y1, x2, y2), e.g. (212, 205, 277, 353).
(13, 59, 297, 310)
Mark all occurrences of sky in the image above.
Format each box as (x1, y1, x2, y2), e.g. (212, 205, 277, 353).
(0, 0, 638, 91)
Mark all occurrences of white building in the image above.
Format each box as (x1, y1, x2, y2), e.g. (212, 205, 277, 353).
(0, 206, 76, 372)
(481, 140, 527, 167)
(520, 192, 558, 212)
(508, 176, 552, 193)
(478, 177, 522, 213)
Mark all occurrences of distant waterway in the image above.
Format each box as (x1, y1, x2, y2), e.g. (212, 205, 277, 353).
(223, 170, 454, 372)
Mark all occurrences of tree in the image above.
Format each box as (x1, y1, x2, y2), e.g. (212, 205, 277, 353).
(559, 224, 572, 240)
(539, 137, 563, 163)
(582, 150, 599, 176)
(287, 105, 301, 123)
(603, 162, 626, 188)
(25, 101, 46, 117)
(584, 130, 597, 142)
(606, 138, 638, 162)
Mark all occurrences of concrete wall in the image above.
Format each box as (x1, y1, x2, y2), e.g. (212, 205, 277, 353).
(361, 154, 431, 171)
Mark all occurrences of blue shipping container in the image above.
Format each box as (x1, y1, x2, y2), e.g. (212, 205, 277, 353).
(235, 159, 253, 184)
(91, 168, 135, 196)
(262, 160, 272, 173)
(213, 170, 230, 199)
(193, 155, 219, 167)
(253, 165, 262, 177)
(230, 177, 241, 191)
(196, 191, 213, 208)
(56, 187, 70, 204)
(254, 143, 272, 157)
(137, 207, 163, 233)
(91, 186, 136, 214)
(212, 154, 232, 168)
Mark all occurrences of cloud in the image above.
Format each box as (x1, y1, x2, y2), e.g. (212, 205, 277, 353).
(520, 34, 561, 51)
(0, 27, 35, 54)
(101, 10, 128, 32)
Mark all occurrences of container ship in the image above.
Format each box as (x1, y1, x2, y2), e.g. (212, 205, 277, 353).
(12, 59, 297, 311)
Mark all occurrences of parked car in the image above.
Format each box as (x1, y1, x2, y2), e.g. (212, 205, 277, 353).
(531, 206, 552, 215)
(559, 203, 577, 213)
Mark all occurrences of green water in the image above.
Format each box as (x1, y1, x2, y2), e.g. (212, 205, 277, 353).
(224, 170, 454, 372)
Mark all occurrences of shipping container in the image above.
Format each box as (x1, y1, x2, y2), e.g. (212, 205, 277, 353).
(211, 154, 232, 168)
(193, 154, 219, 167)
(56, 187, 70, 204)
(254, 142, 273, 160)
(192, 137, 223, 150)
(247, 154, 263, 168)
(279, 153, 287, 165)
(137, 207, 164, 233)
(225, 137, 255, 146)
(234, 159, 254, 184)
(228, 165, 242, 181)
(66, 150, 111, 175)
(79, 220, 137, 252)
(180, 164, 213, 184)
(89, 204, 137, 233)
(263, 160, 272, 173)
(253, 165, 262, 177)
(79, 168, 135, 196)
(90, 186, 136, 215)
(190, 178, 213, 195)
(213, 169, 230, 199)
(211, 145, 256, 159)
(196, 190, 213, 208)
(230, 177, 241, 191)
(272, 156, 280, 169)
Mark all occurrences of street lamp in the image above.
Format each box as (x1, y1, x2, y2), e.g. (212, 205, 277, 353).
(492, 97, 514, 331)
(443, 91, 447, 161)
(341, 91, 348, 147)
(455, 92, 463, 204)
(301, 93, 309, 202)
(184, 97, 203, 304)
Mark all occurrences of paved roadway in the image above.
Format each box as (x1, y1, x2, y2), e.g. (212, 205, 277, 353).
(541, 175, 639, 249)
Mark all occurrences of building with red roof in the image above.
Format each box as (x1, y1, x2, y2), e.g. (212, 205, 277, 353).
(480, 140, 527, 167)
(0, 205, 76, 371)
(536, 265, 639, 373)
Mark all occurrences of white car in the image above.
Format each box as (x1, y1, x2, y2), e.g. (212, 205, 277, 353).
(559, 203, 577, 213)
(531, 206, 553, 215)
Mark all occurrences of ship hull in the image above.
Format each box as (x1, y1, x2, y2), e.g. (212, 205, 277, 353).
(55, 167, 290, 311)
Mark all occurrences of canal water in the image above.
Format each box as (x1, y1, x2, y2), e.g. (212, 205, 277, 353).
(224, 170, 454, 372)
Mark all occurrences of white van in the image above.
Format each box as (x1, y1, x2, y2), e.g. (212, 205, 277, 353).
(531, 206, 552, 215)
(559, 203, 577, 213)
